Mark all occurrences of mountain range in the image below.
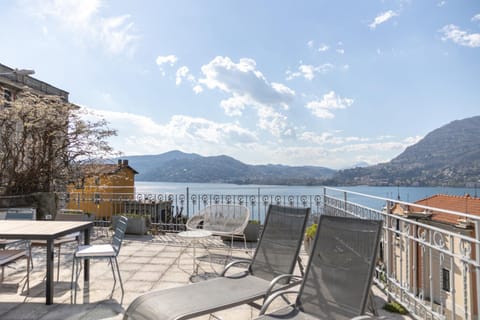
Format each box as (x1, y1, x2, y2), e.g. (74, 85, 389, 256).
(125, 151, 335, 185)
(332, 115, 480, 187)
(123, 115, 480, 187)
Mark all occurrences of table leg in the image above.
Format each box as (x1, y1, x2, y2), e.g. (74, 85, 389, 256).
(192, 240, 197, 275)
(46, 239, 54, 305)
(84, 227, 91, 282)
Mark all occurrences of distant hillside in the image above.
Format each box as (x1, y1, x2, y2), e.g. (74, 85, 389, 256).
(333, 116, 480, 187)
(123, 150, 335, 185)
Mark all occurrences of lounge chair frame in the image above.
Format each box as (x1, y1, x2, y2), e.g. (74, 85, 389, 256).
(256, 215, 383, 320)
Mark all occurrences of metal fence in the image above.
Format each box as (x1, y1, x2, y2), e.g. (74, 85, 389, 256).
(61, 188, 323, 231)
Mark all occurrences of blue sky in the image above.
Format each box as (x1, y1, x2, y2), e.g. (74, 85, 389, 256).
(1, 0, 479, 169)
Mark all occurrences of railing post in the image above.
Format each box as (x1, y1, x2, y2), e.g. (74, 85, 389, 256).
(257, 187, 261, 222)
(323, 187, 326, 217)
(385, 200, 392, 302)
(475, 221, 480, 320)
(186, 187, 190, 217)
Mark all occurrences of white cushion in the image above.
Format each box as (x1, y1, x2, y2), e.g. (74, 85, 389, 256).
(75, 244, 115, 257)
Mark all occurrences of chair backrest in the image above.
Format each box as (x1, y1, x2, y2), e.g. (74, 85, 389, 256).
(199, 204, 250, 235)
(250, 204, 310, 283)
(111, 216, 128, 255)
(297, 215, 383, 320)
(3, 207, 36, 220)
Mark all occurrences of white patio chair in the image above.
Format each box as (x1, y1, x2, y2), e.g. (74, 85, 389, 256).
(186, 204, 250, 252)
(71, 215, 128, 304)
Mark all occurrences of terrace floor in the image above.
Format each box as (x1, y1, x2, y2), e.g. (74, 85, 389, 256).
(0, 231, 410, 320)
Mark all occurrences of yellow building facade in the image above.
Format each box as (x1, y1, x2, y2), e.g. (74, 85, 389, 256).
(66, 160, 138, 219)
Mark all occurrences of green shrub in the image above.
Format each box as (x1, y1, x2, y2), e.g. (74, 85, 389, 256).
(305, 223, 317, 240)
(383, 301, 408, 314)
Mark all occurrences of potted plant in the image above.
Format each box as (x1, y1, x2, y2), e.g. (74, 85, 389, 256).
(220, 219, 262, 242)
(303, 223, 317, 254)
(244, 220, 262, 242)
(112, 214, 151, 235)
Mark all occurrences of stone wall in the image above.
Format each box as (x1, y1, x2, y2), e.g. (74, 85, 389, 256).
(0, 192, 58, 220)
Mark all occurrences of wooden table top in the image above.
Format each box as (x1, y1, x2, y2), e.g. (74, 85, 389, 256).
(0, 220, 93, 240)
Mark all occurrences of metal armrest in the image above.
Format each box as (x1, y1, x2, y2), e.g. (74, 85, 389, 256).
(220, 259, 252, 276)
(259, 289, 300, 315)
(186, 215, 205, 230)
(264, 274, 302, 299)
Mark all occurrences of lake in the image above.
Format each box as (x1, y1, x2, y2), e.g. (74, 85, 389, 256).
(135, 181, 478, 202)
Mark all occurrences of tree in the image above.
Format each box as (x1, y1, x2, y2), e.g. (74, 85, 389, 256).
(0, 89, 117, 195)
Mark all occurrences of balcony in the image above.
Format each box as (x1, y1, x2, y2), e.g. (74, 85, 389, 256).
(1, 187, 478, 319)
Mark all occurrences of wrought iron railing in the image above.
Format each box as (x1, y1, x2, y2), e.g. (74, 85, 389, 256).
(60, 188, 323, 231)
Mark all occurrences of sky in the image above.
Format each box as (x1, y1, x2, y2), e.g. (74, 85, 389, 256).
(1, 0, 479, 169)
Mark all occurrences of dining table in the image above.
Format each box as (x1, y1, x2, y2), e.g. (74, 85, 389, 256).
(0, 220, 93, 304)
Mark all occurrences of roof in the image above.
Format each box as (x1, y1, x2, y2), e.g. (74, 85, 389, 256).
(82, 163, 139, 177)
(0, 62, 69, 100)
(413, 194, 480, 225)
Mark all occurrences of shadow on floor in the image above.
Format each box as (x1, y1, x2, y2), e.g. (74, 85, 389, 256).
(0, 299, 124, 320)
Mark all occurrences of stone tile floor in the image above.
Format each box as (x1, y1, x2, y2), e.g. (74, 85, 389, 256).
(0, 232, 410, 320)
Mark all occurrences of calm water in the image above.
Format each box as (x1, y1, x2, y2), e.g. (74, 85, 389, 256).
(135, 181, 478, 204)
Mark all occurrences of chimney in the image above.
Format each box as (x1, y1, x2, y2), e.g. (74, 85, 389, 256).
(122, 159, 129, 166)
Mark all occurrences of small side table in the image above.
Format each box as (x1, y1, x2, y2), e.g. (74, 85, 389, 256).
(177, 230, 212, 277)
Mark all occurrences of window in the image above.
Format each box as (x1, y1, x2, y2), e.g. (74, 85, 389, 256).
(2, 88, 12, 108)
(442, 268, 450, 292)
(3, 88, 12, 101)
(94, 193, 101, 205)
(75, 178, 84, 189)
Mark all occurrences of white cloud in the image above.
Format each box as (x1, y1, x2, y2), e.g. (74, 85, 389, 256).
(306, 91, 354, 119)
(257, 106, 294, 138)
(471, 14, 480, 23)
(79, 104, 418, 169)
(440, 24, 480, 47)
(155, 54, 178, 76)
(220, 96, 247, 116)
(286, 63, 334, 80)
(79, 106, 258, 155)
(176, 66, 194, 85)
(198, 56, 295, 137)
(156, 55, 178, 66)
(318, 44, 329, 52)
(369, 10, 398, 29)
(193, 85, 203, 94)
(307, 40, 314, 48)
(100, 15, 137, 55)
(437, 1, 446, 7)
(23, 0, 139, 55)
(336, 48, 345, 54)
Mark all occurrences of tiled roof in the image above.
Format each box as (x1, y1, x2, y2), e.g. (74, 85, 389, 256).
(413, 194, 480, 225)
(82, 163, 139, 176)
